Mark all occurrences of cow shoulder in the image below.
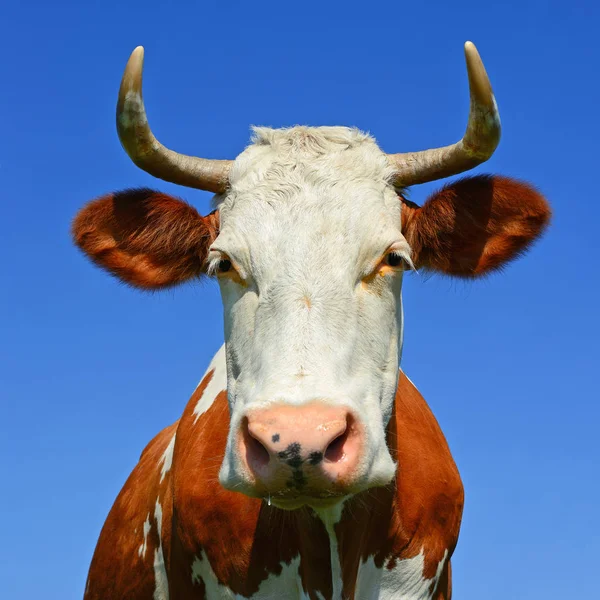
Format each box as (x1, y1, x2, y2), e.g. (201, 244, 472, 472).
(337, 373, 463, 599)
(389, 372, 464, 593)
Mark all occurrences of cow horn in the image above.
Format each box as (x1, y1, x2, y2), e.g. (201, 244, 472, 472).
(388, 41, 501, 186)
(116, 46, 232, 194)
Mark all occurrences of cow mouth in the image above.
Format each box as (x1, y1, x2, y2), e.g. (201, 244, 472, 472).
(265, 493, 347, 511)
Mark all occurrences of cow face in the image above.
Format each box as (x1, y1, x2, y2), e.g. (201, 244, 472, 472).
(212, 128, 408, 505)
(72, 44, 551, 510)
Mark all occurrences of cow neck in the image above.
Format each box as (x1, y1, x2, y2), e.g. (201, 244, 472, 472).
(173, 350, 402, 598)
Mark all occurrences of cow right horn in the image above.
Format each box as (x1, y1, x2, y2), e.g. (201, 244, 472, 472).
(387, 42, 501, 186)
(116, 46, 233, 194)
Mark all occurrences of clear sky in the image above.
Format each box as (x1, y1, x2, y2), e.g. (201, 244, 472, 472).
(1, 0, 598, 598)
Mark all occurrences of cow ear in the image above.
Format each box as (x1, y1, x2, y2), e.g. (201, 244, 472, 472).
(72, 188, 219, 289)
(400, 176, 551, 278)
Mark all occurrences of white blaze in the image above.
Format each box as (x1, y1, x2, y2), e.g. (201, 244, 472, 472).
(211, 126, 410, 498)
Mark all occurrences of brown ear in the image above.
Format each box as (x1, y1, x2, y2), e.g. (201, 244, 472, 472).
(72, 188, 219, 289)
(400, 175, 551, 278)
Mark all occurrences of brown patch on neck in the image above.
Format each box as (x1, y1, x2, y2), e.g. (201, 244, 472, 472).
(334, 399, 400, 600)
(335, 372, 464, 598)
(171, 380, 334, 598)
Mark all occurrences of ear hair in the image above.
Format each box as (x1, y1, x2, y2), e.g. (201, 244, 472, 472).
(400, 175, 551, 278)
(72, 188, 219, 289)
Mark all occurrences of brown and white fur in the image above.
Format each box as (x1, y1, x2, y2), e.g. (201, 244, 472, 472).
(73, 126, 550, 599)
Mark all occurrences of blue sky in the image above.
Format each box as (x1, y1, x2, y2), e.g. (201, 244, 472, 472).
(1, 0, 598, 598)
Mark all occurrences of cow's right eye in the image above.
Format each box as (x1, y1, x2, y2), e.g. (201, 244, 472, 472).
(218, 259, 232, 273)
(211, 253, 246, 286)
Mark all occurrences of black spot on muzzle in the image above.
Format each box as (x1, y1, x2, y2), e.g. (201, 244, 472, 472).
(278, 442, 307, 490)
(308, 451, 323, 466)
(278, 442, 303, 469)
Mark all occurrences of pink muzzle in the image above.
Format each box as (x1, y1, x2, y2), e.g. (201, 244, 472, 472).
(238, 402, 363, 497)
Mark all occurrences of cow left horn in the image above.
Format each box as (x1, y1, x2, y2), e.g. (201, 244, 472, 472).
(387, 41, 501, 186)
(116, 46, 233, 194)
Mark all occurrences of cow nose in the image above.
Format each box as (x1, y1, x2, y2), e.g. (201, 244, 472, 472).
(239, 403, 362, 492)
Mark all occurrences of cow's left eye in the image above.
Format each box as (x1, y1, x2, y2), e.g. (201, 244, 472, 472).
(380, 249, 414, 272)
(362, 249, 412, 287)
(385, 252, 406, 268)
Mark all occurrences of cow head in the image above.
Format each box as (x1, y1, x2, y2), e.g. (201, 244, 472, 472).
(73, 43, 550, 509)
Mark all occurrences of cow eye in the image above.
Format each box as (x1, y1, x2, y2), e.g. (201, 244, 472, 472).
(384, 251, 413, 270)
(212, 254, 246, 286)
(218, 259, 232, 273)
(362, 243, 414, 287)
(385, 252, 405, 268)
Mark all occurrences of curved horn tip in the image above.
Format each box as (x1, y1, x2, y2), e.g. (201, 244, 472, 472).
(464, 40, 478, 56)
(119, 46, 146, 103)
(126, 46, 145, 73)
(463, 40, 495, 109)
(464, 41, 485, 69)
(131, 46, 145, 59)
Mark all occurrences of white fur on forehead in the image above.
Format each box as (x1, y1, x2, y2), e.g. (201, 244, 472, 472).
(224, 126, 396, 199)
(251, 125, 374, 155)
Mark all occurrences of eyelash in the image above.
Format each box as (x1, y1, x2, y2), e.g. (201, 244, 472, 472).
(206, 253, 234, 277)
(210, 254, 246, 285)
(384, 252, 406, 268)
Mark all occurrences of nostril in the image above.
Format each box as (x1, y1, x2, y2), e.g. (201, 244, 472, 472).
(248, 436, 271, 468)
(323, 413, 356, 463)
(242, 417, 270, 469)
(324, 428, 349, 463)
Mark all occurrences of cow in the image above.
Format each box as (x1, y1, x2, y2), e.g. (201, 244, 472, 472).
(73, 42, 551, 599)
